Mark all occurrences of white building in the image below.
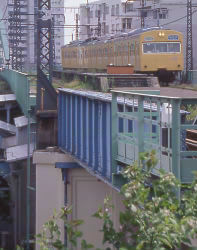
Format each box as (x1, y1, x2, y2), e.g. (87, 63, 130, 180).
(79, 0, 197, 69)
(51, 0, 65, 67)
(1, 0, 64, 71)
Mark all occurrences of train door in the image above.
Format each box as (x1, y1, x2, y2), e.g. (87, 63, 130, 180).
(135, 41, 140, 70)
(82, 48, 85, 69)
(121, 42, 124, 66)
(127, 41, 130, 65)
(79, 47, 83, 68)
(113, 42, 117, 66)
(110, 41, 114, 65)
(134, 41, 137, 68)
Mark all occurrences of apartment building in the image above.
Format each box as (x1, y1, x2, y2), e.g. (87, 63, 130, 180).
(2, 0, 64, 72)
(51, 0, 65, 67)
(80, 0, 135, 39)
(79, 0, 197, 69)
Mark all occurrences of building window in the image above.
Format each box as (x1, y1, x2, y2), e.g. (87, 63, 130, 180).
(153, 10, 157, 19)
(153, 8, 168, 19)
(159, 8, 168, 19)
(126, 3, 133, 12)
(141, 10, 147, 18)
(127, 18, 132, 29)
(122, 21, 126, 30)
(95, 9, 99, 17)
(112, 24, 115, 32)
(111, 5, 115, 16)
(116, 23, 120, 32)
(105, 6, 109, 15)
(116, 4, 119, 15)
(90, 10, 93, 18)
(122, 18, 132, 30)
(105, 25, 109, 34)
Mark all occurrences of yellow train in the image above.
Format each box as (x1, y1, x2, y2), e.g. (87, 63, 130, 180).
(62, 27, 184, 82)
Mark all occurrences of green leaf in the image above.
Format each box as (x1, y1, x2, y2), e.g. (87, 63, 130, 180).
(136, 241, 145, 250)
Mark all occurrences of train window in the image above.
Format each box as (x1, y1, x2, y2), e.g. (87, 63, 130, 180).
(143, 43, 155, 53)
(168, 43, 180, 52)
(168, 35, 178, 40)
(143, 42, 181, 53)
(99, 48, 102, 56)
(130, 43, 135, 55)
(156, 43, 167, 53)
(118, 46, 121, 55)
(124, 45, 128, 54)
(105, 48, 108, 56)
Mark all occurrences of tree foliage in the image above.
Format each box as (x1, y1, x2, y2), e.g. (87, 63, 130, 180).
(94, 151, 197, 250)
(11, 151, 197, 250)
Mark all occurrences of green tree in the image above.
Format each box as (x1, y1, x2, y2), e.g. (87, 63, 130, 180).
(16, 151, 197, 250)
(94, 151, 197, 250)
(36, 206, 94, 250)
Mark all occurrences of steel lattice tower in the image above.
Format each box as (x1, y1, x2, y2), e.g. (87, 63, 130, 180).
(8, 0, 23, 71)
(186, 0, 193, 77)
(36, 0, 57, 111)
(141, 0, 145, 28)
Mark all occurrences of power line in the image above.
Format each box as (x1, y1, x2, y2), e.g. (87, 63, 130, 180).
(162, 8, 197, 27)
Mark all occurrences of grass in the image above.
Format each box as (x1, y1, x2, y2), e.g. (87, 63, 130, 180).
(52, 77, 96, 91)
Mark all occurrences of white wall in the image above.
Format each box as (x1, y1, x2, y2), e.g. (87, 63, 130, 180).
(67, 168, 124, 249)
(33, 151, 125, 250)
(33, 151, 72, 249)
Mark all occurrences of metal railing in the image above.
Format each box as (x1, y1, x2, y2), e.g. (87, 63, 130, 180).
(185, 70, 197, 85)
(111, 90, 197, 189)
(0, 69, 36, 117)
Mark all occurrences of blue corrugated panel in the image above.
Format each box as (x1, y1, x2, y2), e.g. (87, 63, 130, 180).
(58, 89, 188, 185)
(58, 89, 113, 183)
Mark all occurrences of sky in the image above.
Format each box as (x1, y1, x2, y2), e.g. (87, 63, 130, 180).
(65, 0, 95, 7)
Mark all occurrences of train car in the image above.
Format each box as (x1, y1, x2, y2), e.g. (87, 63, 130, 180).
(62, 27, 184, 82)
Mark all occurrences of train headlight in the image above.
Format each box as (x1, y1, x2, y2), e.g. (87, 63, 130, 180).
(159, 32, 165, 37)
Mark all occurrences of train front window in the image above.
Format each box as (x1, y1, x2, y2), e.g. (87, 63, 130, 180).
(143, 42, 181, 54)
(155, 43, 167, 52)
(143, 43, 155, 53)
(168, 43, 180, 52)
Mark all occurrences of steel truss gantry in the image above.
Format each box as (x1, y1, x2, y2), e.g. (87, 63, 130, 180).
(8, 0, 24, 71)
(141, 0, 145, 28)
(36, 0, 57, 111)
(186, 0, 193, 79)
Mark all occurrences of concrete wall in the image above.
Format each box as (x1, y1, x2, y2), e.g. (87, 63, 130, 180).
(67, 167, 124, 249)
(33, 151, 124, 250)
(33, 151, 69, 249)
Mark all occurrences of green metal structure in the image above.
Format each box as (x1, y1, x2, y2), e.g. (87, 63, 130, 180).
(111, 90, 197, 191)
(0, 69, 36, 116)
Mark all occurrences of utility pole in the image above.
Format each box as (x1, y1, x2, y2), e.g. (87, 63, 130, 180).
(186, 0, 193, 81)
(76, 13, 79, 40)
(98, 10, 101, 36)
